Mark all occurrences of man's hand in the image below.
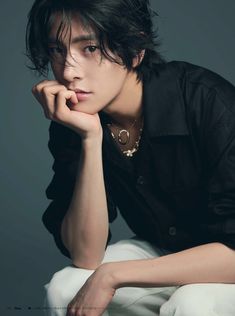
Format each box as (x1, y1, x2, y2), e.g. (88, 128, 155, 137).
(66, 264, 117, 316)
(32, 80, 102, 140)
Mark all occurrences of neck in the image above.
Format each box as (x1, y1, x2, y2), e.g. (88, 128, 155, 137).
(102, 71, 143, 129)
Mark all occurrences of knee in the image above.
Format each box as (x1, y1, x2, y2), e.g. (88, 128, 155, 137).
(160, 284, 216, 316)
(44, 266, 94, 311)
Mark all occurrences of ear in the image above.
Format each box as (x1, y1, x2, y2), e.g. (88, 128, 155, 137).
(132, 49, 146, 68)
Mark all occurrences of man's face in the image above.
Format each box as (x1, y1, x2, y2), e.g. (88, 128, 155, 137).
(48, 13, 132, 115)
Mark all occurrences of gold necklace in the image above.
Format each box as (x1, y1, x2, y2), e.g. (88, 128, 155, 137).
(109, 117, 138, 145)
(107, 114, 144, 157)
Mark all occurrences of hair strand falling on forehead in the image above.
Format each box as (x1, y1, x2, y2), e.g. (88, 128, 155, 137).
(25, 0, 166, 81)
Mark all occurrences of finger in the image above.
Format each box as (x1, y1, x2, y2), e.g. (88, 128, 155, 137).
(53, 89, 78, 122)
(31, 81, 55, 107)
(66, 304, 77, 316)
(31, 80, 64, 105)
(31, 79, 60, 94)
(68, 91, 79, 106)
(36, 84, 67, 119)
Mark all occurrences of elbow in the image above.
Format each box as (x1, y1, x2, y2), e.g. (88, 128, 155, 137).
(60, 217, 107, 270)
(71, 247, 105, 270)
(69, 241, 105, 270)
(62, 237, 105, 270)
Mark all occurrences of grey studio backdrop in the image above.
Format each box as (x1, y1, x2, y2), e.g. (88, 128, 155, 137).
(1, 1, 235, 315)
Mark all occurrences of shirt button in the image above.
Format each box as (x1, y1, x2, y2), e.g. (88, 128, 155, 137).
(169, 226, 177, 236)
(137, 175, 144, 185)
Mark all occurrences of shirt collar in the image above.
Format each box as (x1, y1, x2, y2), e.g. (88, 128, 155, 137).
(143, 62, 189, 137)
(99, 62, 189, 137)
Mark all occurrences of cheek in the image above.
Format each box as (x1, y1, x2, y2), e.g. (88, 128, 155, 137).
(90, 64, 127, 91)
(108, 71, 127, 93)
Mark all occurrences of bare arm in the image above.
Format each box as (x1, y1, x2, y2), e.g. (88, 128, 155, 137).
(32, 80, 110, 270)
(61, 136, 109, 270)
(101, 242, 235, 288)
(66, 242, 235, 314)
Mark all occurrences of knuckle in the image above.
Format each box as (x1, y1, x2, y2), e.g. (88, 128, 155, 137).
(35, 80, 49, 91)
(53, 110, 64, 121)
(57, 89, 66, 97)
(39, 79, 50, 85)
(31, 83, 41, 94)
(60, 85, 67, 91)
(41, 86, 50, 96)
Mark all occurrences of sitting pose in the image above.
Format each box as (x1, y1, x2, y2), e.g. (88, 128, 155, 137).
(26, 0, 235, 315)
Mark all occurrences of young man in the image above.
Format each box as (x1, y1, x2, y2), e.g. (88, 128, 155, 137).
(26, 0, 235, 315)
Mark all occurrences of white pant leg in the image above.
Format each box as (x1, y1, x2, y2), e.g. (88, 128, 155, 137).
(160, 283, 235, 316)
(43, 237, 178, 316)
(43, 267, 100, 316)
(100, 237, 178, 316)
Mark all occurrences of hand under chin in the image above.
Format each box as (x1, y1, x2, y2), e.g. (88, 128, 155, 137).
(67, 102, 97, 116)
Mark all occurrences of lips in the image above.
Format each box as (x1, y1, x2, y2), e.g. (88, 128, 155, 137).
(74, 88, 91, 94)
(74, 89, 92, 102)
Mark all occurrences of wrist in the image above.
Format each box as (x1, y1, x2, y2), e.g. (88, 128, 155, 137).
(97, 262, 123, 290)
(98, 258, 158, 289)
(82, 134, 103, 149)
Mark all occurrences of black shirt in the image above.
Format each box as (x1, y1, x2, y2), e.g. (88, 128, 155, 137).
(42, 60, 235, 259)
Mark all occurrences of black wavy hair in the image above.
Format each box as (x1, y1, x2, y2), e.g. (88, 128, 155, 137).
(25, 0, 166, 81)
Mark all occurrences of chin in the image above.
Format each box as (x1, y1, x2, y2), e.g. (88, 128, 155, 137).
(70, 104, 99, 115)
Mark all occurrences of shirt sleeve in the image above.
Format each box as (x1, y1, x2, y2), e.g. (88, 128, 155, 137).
(42, 121, 118, 259)
(198, 75, 235, 250)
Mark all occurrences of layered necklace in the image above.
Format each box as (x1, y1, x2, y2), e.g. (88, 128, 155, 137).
(107, 112, 144, 157)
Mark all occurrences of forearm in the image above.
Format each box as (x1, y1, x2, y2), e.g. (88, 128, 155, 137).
(103, 242, 235, 289)
(61, 137, 109, 269)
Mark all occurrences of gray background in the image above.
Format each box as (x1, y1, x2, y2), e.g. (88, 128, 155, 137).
(1, 0, 235, 315)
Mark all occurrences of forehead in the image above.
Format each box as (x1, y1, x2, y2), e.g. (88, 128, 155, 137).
(48, 12, 96, 44)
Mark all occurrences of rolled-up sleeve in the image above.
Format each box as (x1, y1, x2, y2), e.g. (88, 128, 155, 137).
(42, 121, 117, 258)
(200, 79, 235, 250)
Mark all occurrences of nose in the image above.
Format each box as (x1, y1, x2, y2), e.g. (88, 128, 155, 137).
(61, 52, 83, 82)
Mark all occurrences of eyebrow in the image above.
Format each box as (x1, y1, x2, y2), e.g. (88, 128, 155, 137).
(48, 34, 97, 45)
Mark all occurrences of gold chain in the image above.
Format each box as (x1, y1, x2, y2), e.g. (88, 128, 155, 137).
(107, 115, 144, 157)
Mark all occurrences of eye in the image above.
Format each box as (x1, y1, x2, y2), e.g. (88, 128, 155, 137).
(84, 45, 99, 53)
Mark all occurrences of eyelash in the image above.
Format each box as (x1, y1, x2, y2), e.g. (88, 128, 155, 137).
(48, 45, 99, 56)
(84, 45, 99, 53)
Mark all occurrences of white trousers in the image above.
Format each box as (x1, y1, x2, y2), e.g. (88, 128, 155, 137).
(43, 236, 235, 316)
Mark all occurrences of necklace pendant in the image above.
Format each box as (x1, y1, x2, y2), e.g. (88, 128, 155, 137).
(107, 115, 144, 157)
(118, 129, 130, 145)
(123, 148, 137, 157)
